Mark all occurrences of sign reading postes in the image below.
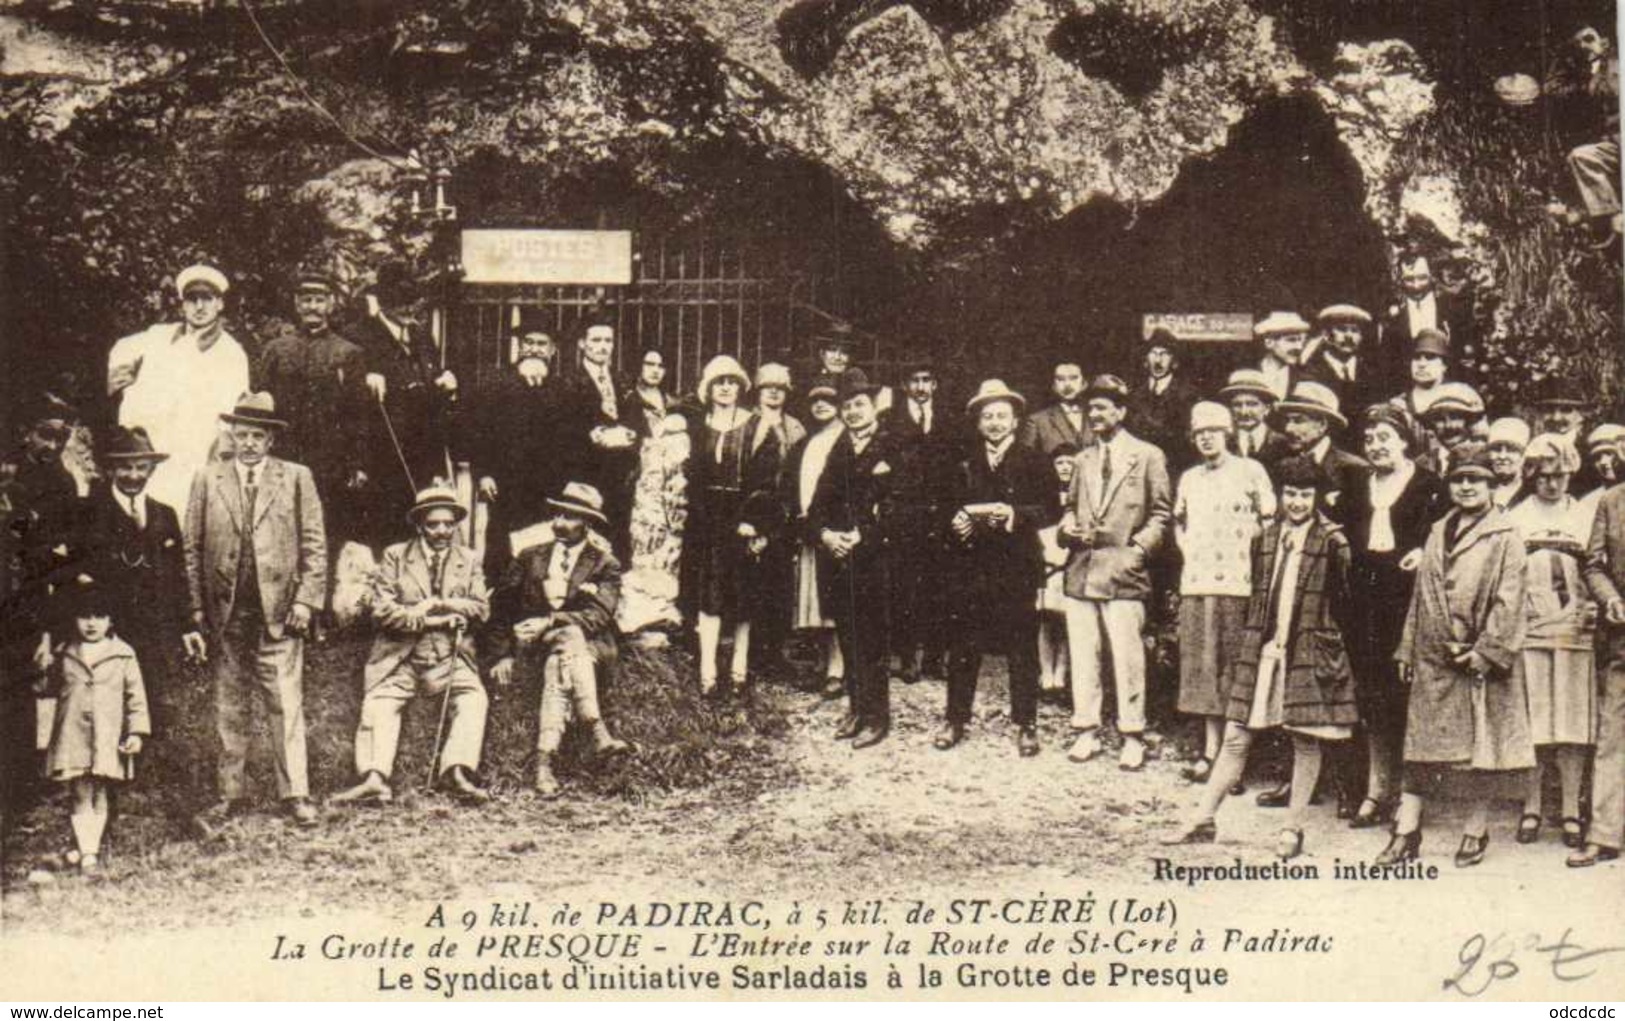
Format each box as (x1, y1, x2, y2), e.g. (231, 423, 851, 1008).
(1142, 313, 1255, 343)
(461, 229, 634, 285)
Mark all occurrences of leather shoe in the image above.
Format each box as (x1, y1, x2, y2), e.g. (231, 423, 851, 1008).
(287, 798, 320, 829)
(1179, 758, 1213, 784)
(833, 713, 863, 740)
(1454, 831, 1489, 868)
(1016, 726, 1040, 758)
(851, 726, 888, 750)
(1374, 829, 1422, 866)
(933, 722, 964, 751)
(329, 772, 393, 806)
(1515, 812, 1541, 844)
(1118, 737, 1146, 771)
(1565, 843, 1620, 868)
(1067, 732, 1101, 763)
(1255, 782, 1291, 808)
(1274, 827, 1305, 861)
(443, 766, 490, 805)
(1561, 817, 1586, 849)
(1350, 797, 1395, 830)
(1160, 820, 1216, 845)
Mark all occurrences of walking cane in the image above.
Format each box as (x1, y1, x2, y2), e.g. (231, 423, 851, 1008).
(376, 395, 420, 496)
(425, 619, 464, 789)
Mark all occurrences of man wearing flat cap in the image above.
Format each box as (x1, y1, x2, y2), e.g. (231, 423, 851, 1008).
(185, 392, 327, 830)
(1060, 374, 1172, 770)
(807, 368, 905, 748)
(331, 487, 490, 806)
(107, 264, 250, 516)
(488, 482, 630, 799)
(936, 380, 1051, 755)
(1253, 312, 1311, 402)
(255, 270, 371, 559)
(1304, 304, 1383, 423)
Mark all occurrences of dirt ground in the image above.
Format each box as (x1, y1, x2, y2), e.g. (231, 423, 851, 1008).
(4, 637, 1616, 943)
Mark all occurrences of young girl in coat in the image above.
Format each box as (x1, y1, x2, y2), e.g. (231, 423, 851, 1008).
(47, 581, 150, 874)
(1163, 456, 1358, 860)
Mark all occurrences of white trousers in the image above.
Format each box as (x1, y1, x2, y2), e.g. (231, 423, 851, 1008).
(1064, 597, 1147, 734)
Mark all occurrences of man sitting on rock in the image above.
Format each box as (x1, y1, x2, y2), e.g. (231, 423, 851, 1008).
(332, 487, 490, 806)
(489, 482, 631, 799)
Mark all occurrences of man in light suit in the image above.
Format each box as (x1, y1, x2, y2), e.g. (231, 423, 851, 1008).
(184, 392, 326, 829)
(489, 482, 630, 799)
(1060, 375, 1171, 770)
(330, 487, 490, 807)
(1020, 360, 1090, 456)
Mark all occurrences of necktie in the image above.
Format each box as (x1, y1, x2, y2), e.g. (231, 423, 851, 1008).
(1264, 532, 1295, 641)
(126, 493, 144, 529)
(1100, 444, 1113, 489)
(244, 466, 258, 520)
(430, 550, 446, 597)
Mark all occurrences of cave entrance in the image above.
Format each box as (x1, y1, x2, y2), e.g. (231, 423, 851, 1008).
(891, 93, 1393, 401)
(445, 146, 905, 395)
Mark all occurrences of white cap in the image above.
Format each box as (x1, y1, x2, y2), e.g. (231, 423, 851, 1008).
(175, 264, 229, 297)
(1189, 401, 1234, 433)
(1253, 311, 1310, 338)
(1486, 417, 1531, 450)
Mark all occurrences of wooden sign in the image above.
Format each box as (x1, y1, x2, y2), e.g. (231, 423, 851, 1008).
(461, 229, 633, 285)
(1142, 312, 1255, 343)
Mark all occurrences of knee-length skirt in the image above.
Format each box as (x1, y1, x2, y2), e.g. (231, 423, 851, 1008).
(1176, 594, 1248, 717)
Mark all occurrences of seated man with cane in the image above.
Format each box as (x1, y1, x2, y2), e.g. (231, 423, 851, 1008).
(331, 486, 491, 806)
(489, 482, 631, 799)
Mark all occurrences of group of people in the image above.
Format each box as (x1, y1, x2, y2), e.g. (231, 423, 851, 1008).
(5, 250, 1625, 880)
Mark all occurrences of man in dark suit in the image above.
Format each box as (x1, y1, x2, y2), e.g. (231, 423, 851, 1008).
(562, 317, 639, 554)
(1302, 304, 1384, 427)
(488, 482, 630, 798)
(1273, 381, 1368, 526)
(936, 380, 1051, 756)
(883, 354, 955, 682)
(78, 427, 189, 752)
(185, 392, 327, 829)
(1020, 360, 1090, 456)
(808, 369, 903, 749)
(1127, 330, 1200, 470)
(1378, 253, 1470, 392)
(1220, 370, 1292, 468)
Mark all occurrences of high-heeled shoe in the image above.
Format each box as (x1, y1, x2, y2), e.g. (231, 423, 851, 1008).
(1349, 797, 1395, 830)
(1454, 831, 1489, 868)
(1561, 817, 1586, 849)
(1515, 813, 1541, 844)
(1374, 828, 1421, 866)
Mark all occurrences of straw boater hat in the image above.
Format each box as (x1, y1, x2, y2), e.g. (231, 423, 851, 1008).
(1421, 382, 1485, 419)
(1219, 368, 1276, 402)
(175, 264, 229, 298)
(1486, 417, 1532, 450)
(546, 482, 608, 525)
(1586, 423, 1625, 452)
(755, 363, 792, 391)
(219, 392, 288, 430)
(1253, 312, 1311, 339)
(1316, 304, 1372, 327)
(965, 379, 1026, 416)
(698, 354, 750, 399)
(1188, 401, 1233, 434)
(100, 426, 168, 464)
(407, 485, 467, 524)
(1276, 381, 1347, 429)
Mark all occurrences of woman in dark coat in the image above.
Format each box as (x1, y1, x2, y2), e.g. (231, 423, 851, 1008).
(685, 355, 782, 696)
(1376, 444, 1530, 868)
(1164, 457, 1358, 860)
(1342, 404, 1448, 828)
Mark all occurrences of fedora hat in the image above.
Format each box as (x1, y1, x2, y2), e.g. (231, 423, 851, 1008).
(1084, 374, 1132, 406)
(1253, 311, 1310, 338)
(1276, 381, 1348, 429)
(220, 391, 288, 429)
(546, 481, 608, 525)
(965, 379, 1026, 417)
(101, 426, 168, 463)
(1219, 368, 1276, 402)
(837, 367, 882, 402)
(407, 485, 467, 524)
(698, 354, 750, 400)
